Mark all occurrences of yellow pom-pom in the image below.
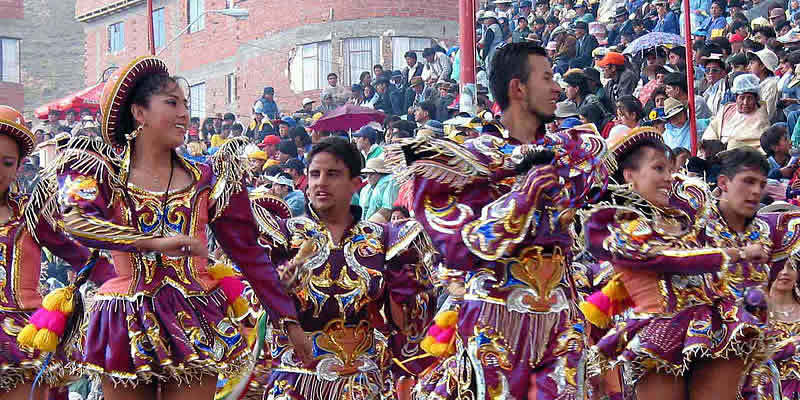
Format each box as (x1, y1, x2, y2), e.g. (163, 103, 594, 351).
(32, 329, 59, 352)
(420, 335, 437, 354)
(601, 275, 629, 302)
(434, 310, 458, 328)
(42, 288, 74, 314)
(16, 324, 38, 347)
(579, 301, 611, 329)
(231, 297, 249, 318)
(428, 342, 450, 357)
(207, 264, 236, 280)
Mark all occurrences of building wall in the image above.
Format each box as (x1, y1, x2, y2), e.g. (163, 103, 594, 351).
(77, 0, 458, 123)
(0, 0, 24, 110)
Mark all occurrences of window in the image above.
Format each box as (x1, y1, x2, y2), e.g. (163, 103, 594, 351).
(342, 37, 380, 85)
(188, 0, 205, 33)
(108, 22, 124, 53)
(392, 37, 431, 71)
(189, 82, 206, 120)
(226, 73, 236, 104)
(153, 8, 165, 49)
(299, 41, 332, 91)
(0, 38, 20, 83)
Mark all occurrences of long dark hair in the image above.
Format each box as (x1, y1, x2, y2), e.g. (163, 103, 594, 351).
(116, 72, 180, 145)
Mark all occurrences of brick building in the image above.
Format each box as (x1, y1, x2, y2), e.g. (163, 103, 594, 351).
(76, 0, 459, 124)
(1, 0, 86, 117)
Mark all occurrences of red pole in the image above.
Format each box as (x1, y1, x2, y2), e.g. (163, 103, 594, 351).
(459, 0, 477, 113)
(682, 0, 697, 155)
(147, 0, 155, 55)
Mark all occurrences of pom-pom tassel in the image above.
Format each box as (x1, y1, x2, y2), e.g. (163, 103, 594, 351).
(17, 288, 76, 352)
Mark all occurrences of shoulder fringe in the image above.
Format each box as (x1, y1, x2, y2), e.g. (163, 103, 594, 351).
(210, 137, 249, 220)
(250, 194, 290, 249)
(23, 170, 59, 243)
(384, 136, 490, 191)
(51, 135, 123, 187)
(387, 219, 439, 283)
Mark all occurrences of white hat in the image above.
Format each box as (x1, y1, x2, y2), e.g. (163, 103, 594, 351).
(266, 174, 295, 189)
(480, 10, 498, 20)
(362, 157, 390, 174)
(302, 98, 314, 106)
(748, 48, 779, 73)
(731, 73, 761, 95)
(759, 201, 800, 213)
(546, 41, 559, 51)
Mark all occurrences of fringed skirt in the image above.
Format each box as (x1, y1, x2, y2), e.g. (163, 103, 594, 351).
(0, 310, 69, 392)
(414, 291, 585, 400)
(591, 302, 766, 387)
(73, 286, 250, 387)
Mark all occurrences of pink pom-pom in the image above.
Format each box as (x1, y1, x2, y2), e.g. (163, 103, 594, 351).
(434, 328, 454, 343)
(30, 309, 50, 328)
(428, 324, 444, 337)
(585, 291, 613, 314)
(43, 311, 67, 335)
(218, 277, 245, 301)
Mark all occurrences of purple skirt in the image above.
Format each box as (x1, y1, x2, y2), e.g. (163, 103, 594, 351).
(592, 302, 764, 386)
(0, 310, 68, 392)
(74, 286, 249, 387)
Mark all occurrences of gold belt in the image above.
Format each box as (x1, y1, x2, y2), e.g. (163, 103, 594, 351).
(510, 245, 566, 311)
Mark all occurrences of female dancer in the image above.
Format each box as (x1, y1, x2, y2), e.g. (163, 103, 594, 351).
(50, 57, 307, 400)
(583, 127, 767, 400)
(0, 105, 112, 400)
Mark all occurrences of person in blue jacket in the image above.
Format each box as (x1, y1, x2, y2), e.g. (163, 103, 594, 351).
(653, 0, 680, 34)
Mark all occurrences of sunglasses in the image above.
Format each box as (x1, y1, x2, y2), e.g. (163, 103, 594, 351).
(706, 67, 724, 73)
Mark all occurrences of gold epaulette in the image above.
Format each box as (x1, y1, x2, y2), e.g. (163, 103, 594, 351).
(210, 137, 249, 220)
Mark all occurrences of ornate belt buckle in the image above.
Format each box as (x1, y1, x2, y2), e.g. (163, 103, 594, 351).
(510, 246, 565, 311)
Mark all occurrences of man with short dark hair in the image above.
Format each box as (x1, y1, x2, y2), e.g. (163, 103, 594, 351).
(254, 87, 280, 119)
(277, 139, 297, 163)
(321, 72, 350, 106)
(353, 125, 383, 161)
(260, 136, 436, 400)
(392, 42, 607, 400)
(282, 157, 307, 191)
(573, 20, 598, 68)
(421, 47, 452, 82)
(664, 72, 713, 118)
(402, 51, 424, 87)
(414, 101, 436, 125)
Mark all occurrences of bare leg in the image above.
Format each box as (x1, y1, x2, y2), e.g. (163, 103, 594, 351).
(689, 358, 746, 400)
(102, 378, 157, 400)
(4, 382, 47, 400)
(636, 371, 688, 400)
(161, 375, 218, 400)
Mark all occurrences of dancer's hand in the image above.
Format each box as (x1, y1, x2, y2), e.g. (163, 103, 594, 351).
(286, 322, 313, 366)
(742, 244, 769, 264)
(138, 236, 208, 258)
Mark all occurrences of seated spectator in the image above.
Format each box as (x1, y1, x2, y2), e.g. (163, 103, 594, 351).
(414, 101, 437, 125)
(663, 97, 711, 150)
(663, 72, 713, 119)
(257, 134, 281, 159)
(282, 158, 307, 191)
(672, 147, 691, 171)
(231, 122, 244, 138)
(703, 73, 771, 150)
(358, 157, 398, 223)
(266, 172, 306, 217)
(390, 206, 411, 225)
(748, 47, 781, 120)
(353, 125, 383, 161)
(277, 139, 298, 163)
(760, 124, 797, 178)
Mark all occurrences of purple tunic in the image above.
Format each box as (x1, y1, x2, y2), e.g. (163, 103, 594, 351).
(55, 138, 297, 386)
(255, 206, 437, 400)
(0, 191, 107, 392)
(387, 127, 608, 400)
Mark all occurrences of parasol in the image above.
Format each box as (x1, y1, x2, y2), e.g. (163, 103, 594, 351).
(34, 81, 105, 120)
(309, 104, 385, 132)
(622, 32, 685, 55)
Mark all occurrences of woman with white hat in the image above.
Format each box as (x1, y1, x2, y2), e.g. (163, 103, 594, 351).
(703, 73, 771, 150)
(748, 48, 781, 120)
(45, 57, 308, 399)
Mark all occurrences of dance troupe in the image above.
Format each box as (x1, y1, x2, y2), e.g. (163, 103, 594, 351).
(1, 42, 800, 400)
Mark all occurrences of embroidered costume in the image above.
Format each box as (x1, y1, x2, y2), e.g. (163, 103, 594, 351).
(0, 106, 112, 392)
(386, 124, 608, 400)
(254, 205, 437, 400)
(52, 57, 298, 386)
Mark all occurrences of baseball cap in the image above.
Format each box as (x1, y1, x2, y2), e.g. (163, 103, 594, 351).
(302, 98, 314, 106)
(352, 125, 378, 142)
(596, 52, 626, 67)
(258, 134, 281, 148)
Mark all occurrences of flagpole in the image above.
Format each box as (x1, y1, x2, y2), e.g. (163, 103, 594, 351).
(682, 1, 698, 155)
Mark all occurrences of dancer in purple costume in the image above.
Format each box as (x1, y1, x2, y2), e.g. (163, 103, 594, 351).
(51, 56, 309, 400)
(386, 42, 609, 400)
(0, 105, 113, 400)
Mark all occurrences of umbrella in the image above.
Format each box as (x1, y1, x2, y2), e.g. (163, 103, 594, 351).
(622, 32, 685, 55)
(35, 81, 105, 120)
(309, 104, 385, 132)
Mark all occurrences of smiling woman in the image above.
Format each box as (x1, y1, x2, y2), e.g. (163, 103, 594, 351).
(39, 56, 307, 400)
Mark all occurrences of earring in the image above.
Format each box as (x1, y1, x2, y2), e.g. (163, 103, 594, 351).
(126, 124, 144, 141)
